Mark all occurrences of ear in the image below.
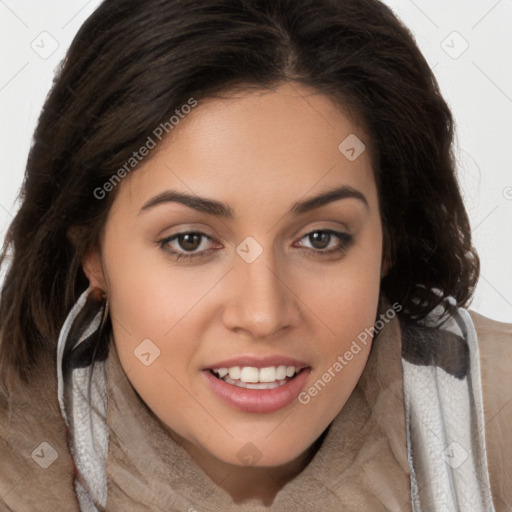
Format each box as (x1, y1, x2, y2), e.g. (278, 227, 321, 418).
(67, 226, 108, 291)
(82, 248, 108, 291)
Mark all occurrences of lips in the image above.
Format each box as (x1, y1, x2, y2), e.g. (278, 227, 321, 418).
(203, 366, 312, 413)
(201, 353, 312, 413)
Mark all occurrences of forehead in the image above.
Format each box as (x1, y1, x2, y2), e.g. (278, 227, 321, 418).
(117, 83, 378, 217)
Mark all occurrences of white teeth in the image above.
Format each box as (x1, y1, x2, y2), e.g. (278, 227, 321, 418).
(275, 365, 287, 380)
(216, 368, 229, 378)
(228, 367, 241, 380)
(259, 367, 277, 382)
(212, 365, 300, 384)
(223, 374, 285, 389)
(240, 367, 259, 383)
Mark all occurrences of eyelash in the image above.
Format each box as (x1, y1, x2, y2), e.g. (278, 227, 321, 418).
(157, 229, 354, 262)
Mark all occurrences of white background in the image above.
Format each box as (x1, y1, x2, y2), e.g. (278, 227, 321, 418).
(0, 0, 511, 322)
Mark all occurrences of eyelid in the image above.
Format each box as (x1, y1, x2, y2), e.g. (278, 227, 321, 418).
(157, 226, 354, 262)
(293, 229, 353, 255)
(157, 231, 217, 259)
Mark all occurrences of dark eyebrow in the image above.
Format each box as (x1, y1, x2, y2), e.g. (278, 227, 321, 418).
(139, 185, 369, 217)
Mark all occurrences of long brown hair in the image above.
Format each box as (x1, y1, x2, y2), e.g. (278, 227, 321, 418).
(0, 0, 479, 387)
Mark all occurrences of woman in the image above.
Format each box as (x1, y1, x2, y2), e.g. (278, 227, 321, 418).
(0, 0, 510, 510)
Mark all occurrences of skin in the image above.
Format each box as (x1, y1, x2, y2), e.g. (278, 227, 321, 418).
(83, 82, 389, 505)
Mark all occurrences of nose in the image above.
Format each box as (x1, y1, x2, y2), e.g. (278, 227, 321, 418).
(221, 248, 301, 339)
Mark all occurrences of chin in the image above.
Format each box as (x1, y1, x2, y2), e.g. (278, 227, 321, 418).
(208, 436, 314, 469)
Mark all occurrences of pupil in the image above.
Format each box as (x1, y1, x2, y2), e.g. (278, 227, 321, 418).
(180, 233, 200, 251)
(310, 231, 330, 249)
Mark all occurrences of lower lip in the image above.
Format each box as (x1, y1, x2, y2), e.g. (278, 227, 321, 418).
(202, 368, 311, 413)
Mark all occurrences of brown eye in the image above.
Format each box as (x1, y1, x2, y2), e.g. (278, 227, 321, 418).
(308, 231, 332, 250)
(296, 229, 354, 255)
(177, 233, 202, 251)
(158, 231, 216, 261)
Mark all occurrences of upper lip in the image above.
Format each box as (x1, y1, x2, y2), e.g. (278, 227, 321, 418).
(203, 355, 310, 370)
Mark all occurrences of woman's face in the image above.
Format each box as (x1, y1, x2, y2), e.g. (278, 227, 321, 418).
(84, 82, 387, 470)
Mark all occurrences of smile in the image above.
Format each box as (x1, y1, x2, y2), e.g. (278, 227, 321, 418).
(203, 366, 311, 413)
(211, 365, 300, 388)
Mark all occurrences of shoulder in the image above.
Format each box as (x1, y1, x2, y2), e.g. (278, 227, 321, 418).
(468, 309, 512, 512)
(0, 351, 79, 511)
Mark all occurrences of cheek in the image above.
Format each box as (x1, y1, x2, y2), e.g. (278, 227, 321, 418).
(100, 227, 215, 376)
(300, 225, 382, 405)
(100, 228, 201, 337)
(308, 232, 382, 332)
(302, 274, 378, 421)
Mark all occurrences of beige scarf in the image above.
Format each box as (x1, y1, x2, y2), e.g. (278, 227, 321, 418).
(55, 289, 495, 511)
(103, 295, 410, 511)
